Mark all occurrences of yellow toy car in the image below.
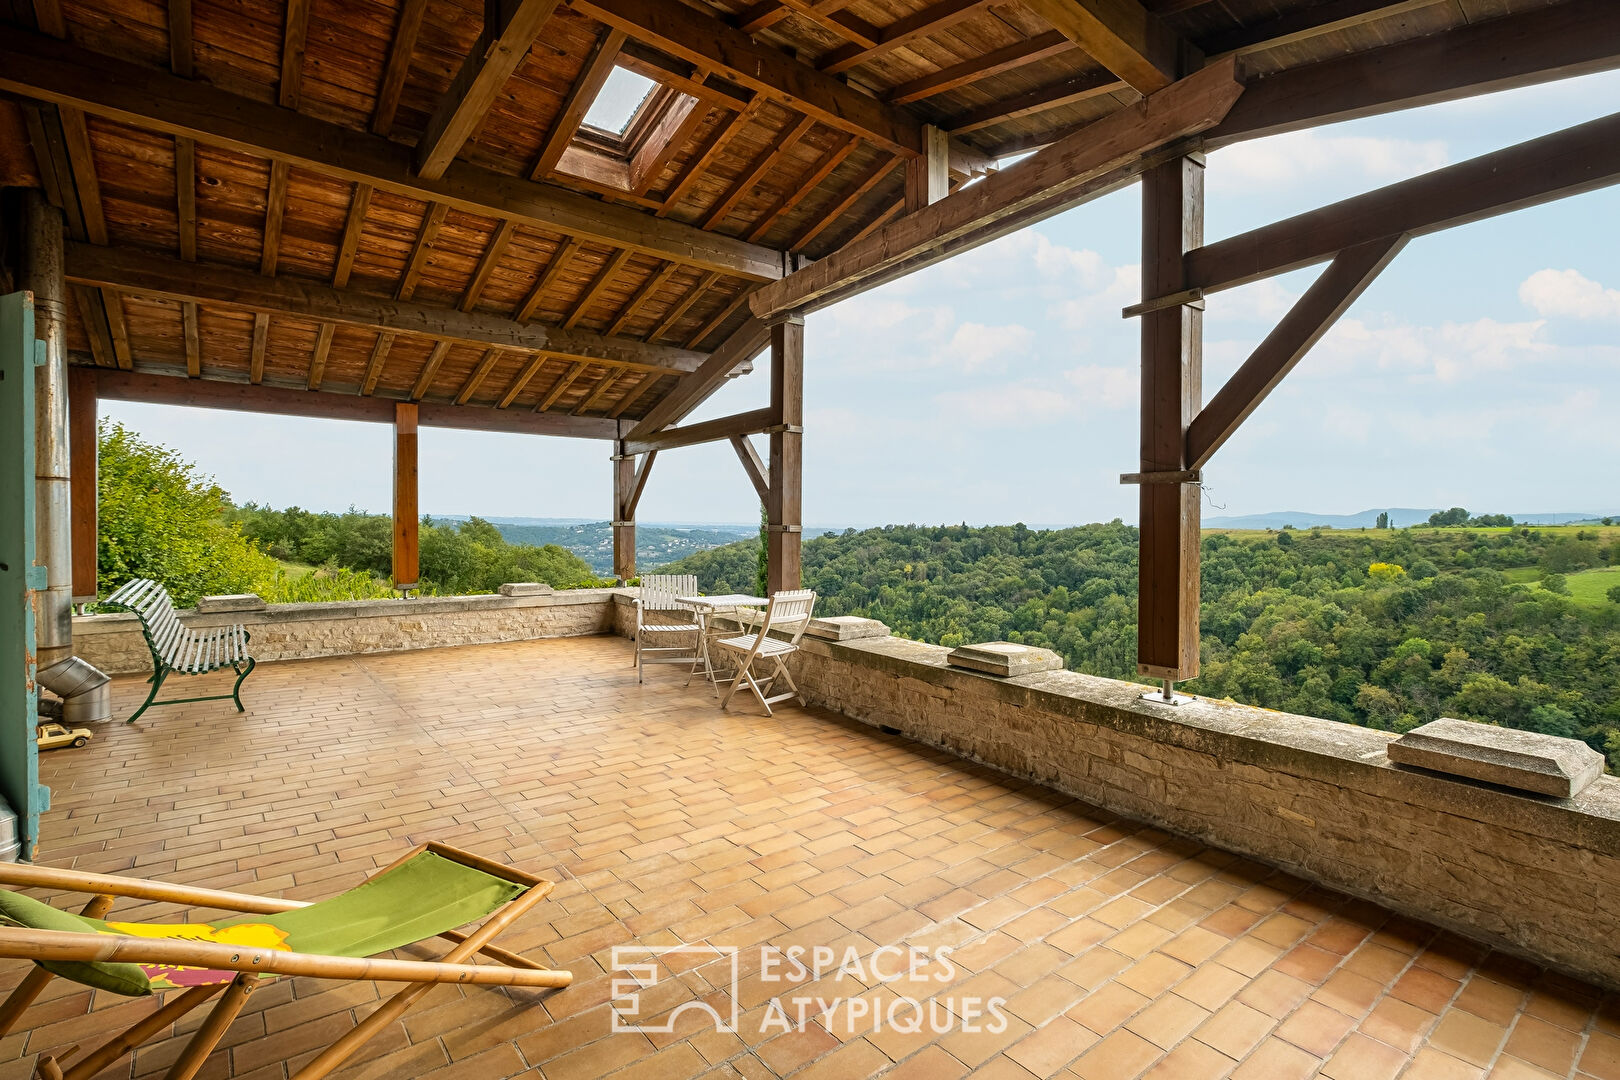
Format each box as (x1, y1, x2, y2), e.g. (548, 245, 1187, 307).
(37, 722, 91, 750)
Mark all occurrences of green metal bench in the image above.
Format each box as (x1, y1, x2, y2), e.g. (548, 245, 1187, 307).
(105, 579, 256, 724)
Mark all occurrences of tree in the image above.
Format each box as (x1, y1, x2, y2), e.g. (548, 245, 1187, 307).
(1428, 508, 1469, 527)
(755, 503, 769, 597)
(1607, 584, 1620, 605)
(1375, 511, 1390, 530)
(97, 421, 279, 606)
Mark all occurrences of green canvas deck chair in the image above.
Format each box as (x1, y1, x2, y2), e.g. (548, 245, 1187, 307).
(0, 842, 570, 1080)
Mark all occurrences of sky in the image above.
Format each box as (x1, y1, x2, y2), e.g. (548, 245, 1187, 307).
(104, 69, 1620, 528)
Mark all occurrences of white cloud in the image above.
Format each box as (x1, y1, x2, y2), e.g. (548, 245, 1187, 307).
(1052, 264, 1139, 332)
(948, 322, 1035, 372)
(1064, 365, 1135, 408)
(1211, 131, 1448, 190)
(933, 382, 1075, 428)
(1518, 268, 1620, 320)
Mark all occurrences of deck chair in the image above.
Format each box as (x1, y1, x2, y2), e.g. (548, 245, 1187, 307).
(633, 574, 701, 683)
(0, 842, 570, 1080)
(715, 589, 816, 716)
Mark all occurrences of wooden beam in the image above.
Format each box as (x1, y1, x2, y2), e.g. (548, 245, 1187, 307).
(883, 32, 1073, 105)
(1021, 0, 1181, 94)
(1187, 109, 1620, 296)
(67, 365, 97, 601)
(174, 135, 196, 260)
(460, 220, 517, 312)
(627, 317, 769, 439)
(167, 0, 193, 77)
(497, 351, 549, 407)
(537, 360, 589, 410)
(362, 330, 393, 394)
(73, 285, 116, 367)
(573, 369, 622, 414)
(1136, 153, 1200, 682)
(393, 401, 419, 589)
(904, 123, 948, 213)
(606, 261, 678, 336)
(624, 449, 656, 519)
(182, 301, 200, 376)
(68, 242, 712, 375)
(1207, 0, 1620, 148)
(332, 182, 372, 289)
(530, 27, 628, 180)
(818, 0, 993, 74)
(622, 405, 777, 454)
(702, 115, 815, 230)
(1186, 235, 1405, 471)
(646, 270, 716, 341)
(455, 346, 504, 404)
(397, 201, 448, 300)
(569, 0, 922, 156)
(788, 155, 895, 252)
(515, 237, 582, 322)
(946, 69, 1124, 135)
(752, 59, 1242, 318)
(685, 287, 755, 349)
(249, 311, 268, 383)
(373, 0, 429, 137)
(657, 98, 762, 217)
(260, 160, 289, 276)
(0, 27, 788, 281)
(101, 289, 132, 369)
(563, 248, 633, 329)
(607, 369, 658, 417)
(417, 0, 563, 179)
(630, 92, 708, 195)
(766, 316, 802, 594)
(745, 134, 857, 243)
(30, 0, 66, 36)
(279, 0, 311, 110)
(730, 434, 769, 504)
(1199, 0, 1442, 59)
(91, 366, 617, 438)
(409, 340, 452, 400)
(57, 106, 106, 245)
(306, 322, 334, 389)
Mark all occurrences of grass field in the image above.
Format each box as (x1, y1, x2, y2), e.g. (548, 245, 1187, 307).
(1563, 567, 1620, 607)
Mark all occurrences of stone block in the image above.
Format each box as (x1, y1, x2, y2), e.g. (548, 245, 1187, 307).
(499, 582, 555, 596)
(1388, 717, 1605, 798)
(196, 593, 266, 613)
(805, 616, 890, 642)
(946, 641, 1063, 677)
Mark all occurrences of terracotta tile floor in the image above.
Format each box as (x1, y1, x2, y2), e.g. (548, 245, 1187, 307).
(3, 635, 1618, 1080)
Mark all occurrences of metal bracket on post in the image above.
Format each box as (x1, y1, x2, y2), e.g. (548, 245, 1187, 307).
(1142, 679, 1194, 707)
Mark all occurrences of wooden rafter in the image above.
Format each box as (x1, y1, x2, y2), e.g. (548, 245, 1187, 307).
(700, 115, 815, 230)
(607, 370, 658, 418)
(373, 0, 429, 137)
(570, 0, 923, 155)
(753, 61, 1243, 317)
(101, 289, 133, 369)
(497, 352, 549, 407)
(573, 369, 622, 414)
(57, 106, 106, 244)
(516, 237, 583, 322)
(74, 285, 117, 367)
(455, 347, 504, 404)
(787, 156, 895, 252)
(30, 0, 66, 35)
(409, 340, 452, 400)
(461, 220, 518, 312)
(745, 134, 857, 243)
(685, 287, 755, 349)
(1020, 0, 1182, 94)
(279, 0, 311, 110)
(883, 32, 1073, 105)
(1187, 109, 1620, 296)
(627, 317, 768, 439)
(947, 69, 1125, 134)
(249, 312, 269, 383)
(332, 182, 373, 289)
(606, 261, 679, 336)
(819, 0, 993, 75)
(531, 27, 629, 181)
(362, 331, 394, 394)
(537, 360, 589, 411)
(646, 270, 717, 341)
(181, 300, 200, 377)
(397, 202, 448, 300)
(95, 368, 616, 440)
(1200, 0, 1444, 59)
(168, 0, 192, 77)
(0, 28, 786, 281)
(260, 160, 289, 276)
(417, 0, 563, 179)
(174, 135, 196, 259)
(306, 322, 334, 390)
(69, 243, 713, 375)
(562, 249, 632, 330)
(656, 98, 762, 218)
(630, 93, 708, 195)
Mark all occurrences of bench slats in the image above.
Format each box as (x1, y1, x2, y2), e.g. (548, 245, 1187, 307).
(109, 579, 253, 676)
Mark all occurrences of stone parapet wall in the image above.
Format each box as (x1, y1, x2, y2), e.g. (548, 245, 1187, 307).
(76, 589, 636, 675)
(786, 633, 1620, 989)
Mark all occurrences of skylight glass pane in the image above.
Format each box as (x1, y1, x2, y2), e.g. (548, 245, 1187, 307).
(583, 67, 657, 136)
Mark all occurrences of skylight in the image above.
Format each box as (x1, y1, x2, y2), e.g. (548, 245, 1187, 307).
(583, 66, 657, 136)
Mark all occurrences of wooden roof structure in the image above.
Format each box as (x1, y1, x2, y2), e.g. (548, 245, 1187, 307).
(1, 0, 1615, 444)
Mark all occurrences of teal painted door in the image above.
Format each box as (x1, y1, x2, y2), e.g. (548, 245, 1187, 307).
(0, 291, 48, 859)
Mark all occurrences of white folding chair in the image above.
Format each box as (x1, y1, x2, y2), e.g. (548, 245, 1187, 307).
(633, 574, 701, 683)
(715, 589, 816, 716)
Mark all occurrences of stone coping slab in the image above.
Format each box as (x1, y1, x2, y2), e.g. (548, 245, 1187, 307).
(947, 641, 1063, 676)
(195, 594, 267, 612)
(805, 616, 890, 641)
(499, 582, 555, 596)
(1389, 717, 1605, 797)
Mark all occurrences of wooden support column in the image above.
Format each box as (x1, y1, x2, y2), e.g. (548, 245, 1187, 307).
(904, 124, 949, 214)
(766, 315, 803, 594)
(67, 365, 96, 603)
(613, 442, 636, 582)
(392, 402, 419, 593)
(1136, 154, 1202, 689)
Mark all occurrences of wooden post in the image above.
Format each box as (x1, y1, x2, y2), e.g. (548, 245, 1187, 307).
(766, 315, 803, 594)
(392, 402, 418, 592)
(904, 124, 949, 214)
(68, 365, 97, 603)
(612, 440, 635, 582)
(1137, 154, 1203, 689)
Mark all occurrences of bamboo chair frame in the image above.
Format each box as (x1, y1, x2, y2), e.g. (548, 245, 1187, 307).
(0, 842, 570, 1080)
